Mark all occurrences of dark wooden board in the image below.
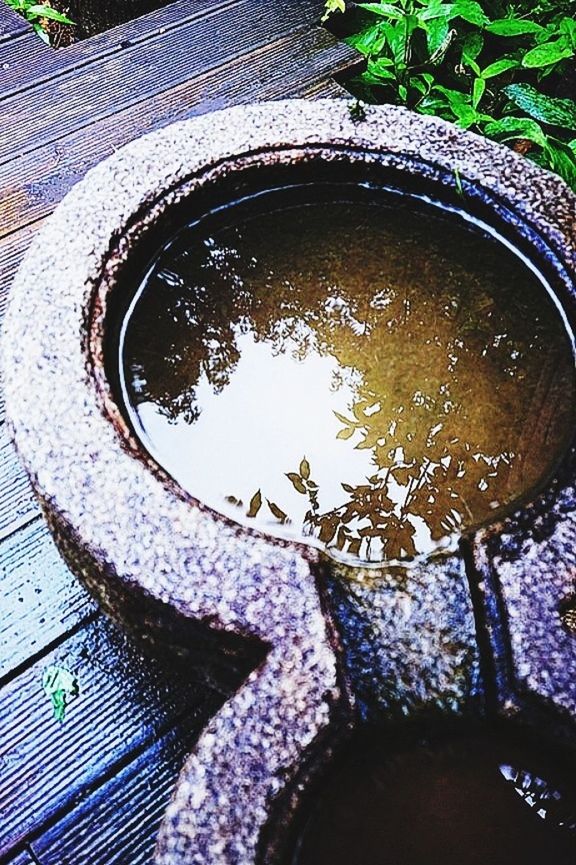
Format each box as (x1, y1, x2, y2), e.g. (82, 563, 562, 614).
(0, 425, 39, 542)
(0, 29, 355, 244)
(31, 715, 215, 865)
(0, 1, 359, 858)
(0, 517, 96, 683)
(0, 0, 240, 99)
(0, 6, 31, 42)
(0, 0, 329, 163)
(4, 850, 36, 865)
(0, 614, 222, 858)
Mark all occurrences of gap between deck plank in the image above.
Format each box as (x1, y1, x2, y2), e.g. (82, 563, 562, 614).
(0, 5, 31, 42)
(30, 712, 220, 865)
(0, 0, 242, 101)
(0, 516, 96, 683)
(0, 0, 330, 164)
(0, 614, 222, 859)
(0, 27, 356, 243)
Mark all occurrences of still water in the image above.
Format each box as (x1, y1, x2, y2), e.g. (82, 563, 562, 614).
(292, 726, 576, 865)
(120, 186, 575, 563)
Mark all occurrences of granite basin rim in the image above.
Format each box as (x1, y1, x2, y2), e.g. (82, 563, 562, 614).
(3, 98, 576, 637)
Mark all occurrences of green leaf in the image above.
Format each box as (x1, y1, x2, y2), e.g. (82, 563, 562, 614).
(522, 40, 574, 68)
(485, 18, 546, 36)
(321, 0, 345, 22)
(481, 58, 520, 79)
(472, 77, 485, 109)
(348, 22, 388, 56)
(484, 116, 548, 148)
(544, 139, 576, 189)
(42, 665, 79, 722)
(425, 16, 450, 56)
(300, 457, 311, 480)
(365, 57, 396, 82)
(286, 472, 307, 494)
(27, 4, 74, 22)
(357, 3, 404, 19)
(461, 31, 484, 61)
(559, 17, 576, 49)
(420, 1, 456, 22)
(452, 0, 489, 27)
(504, 83, 576, 130)
(246, 489, 262, 518)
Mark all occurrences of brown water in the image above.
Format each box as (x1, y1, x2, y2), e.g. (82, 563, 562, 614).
(291, 726, 576, 865)
(120, 187, 575, 563)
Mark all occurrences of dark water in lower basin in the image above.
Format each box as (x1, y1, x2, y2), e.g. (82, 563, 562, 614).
(291, 726, 576, 865)
(120, 185, 575, 563)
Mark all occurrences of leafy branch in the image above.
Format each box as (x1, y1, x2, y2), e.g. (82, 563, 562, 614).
(325, 0, 576, 188)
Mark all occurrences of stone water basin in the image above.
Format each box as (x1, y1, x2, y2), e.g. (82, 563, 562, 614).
(3, 101, 576, 864)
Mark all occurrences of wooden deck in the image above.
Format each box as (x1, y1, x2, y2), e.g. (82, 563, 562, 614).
(0, 5, 358, 862)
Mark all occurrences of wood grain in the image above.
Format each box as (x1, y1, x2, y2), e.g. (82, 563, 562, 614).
(0, 615, 222, 857)
(32, 713, 220, 865)
(0, 6, 31, 42)
(0, 518, 95, 683)
(0, 0, 240, 99)
(0, 0, 329, 164)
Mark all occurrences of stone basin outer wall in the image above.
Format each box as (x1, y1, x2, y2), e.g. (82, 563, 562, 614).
(3, 101, 576, 865)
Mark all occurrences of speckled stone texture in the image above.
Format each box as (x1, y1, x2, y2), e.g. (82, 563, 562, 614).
(327, 556, 482, 724)
(2, 101, 576, 864)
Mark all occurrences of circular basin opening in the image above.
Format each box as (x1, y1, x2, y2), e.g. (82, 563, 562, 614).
(289, 723, 576, 865)
(103, 161, 576, 564)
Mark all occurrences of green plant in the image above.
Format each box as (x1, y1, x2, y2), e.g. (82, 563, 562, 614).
(42, 664, 79, 722)
(4, 0, 74, 43)
(324, 0, 576, 188)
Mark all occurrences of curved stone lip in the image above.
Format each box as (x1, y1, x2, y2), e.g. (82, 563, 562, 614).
(3, 100, 576, 636)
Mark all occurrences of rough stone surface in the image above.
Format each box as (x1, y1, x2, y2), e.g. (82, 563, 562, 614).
(2, 101, 576, 864)
(327, 556, 483, 724)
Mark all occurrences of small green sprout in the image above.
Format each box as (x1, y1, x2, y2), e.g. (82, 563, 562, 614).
(42, 665, 79, 722)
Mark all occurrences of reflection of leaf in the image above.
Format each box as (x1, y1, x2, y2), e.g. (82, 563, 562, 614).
(382, 517, 417, 560)
(334, 410, 357, 426)
(348, 538, 362, 556)
(286, 472, 307, 494)
(267, 500, 289, 523)
(392, 466, 412, 486)
(300, 457, 310, 480)
(247, 490, 262, 518)
(318, 517, 338, 544)
(337, 427, 355, 440)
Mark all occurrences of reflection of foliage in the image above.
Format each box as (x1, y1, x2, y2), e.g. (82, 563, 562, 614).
(124, 198, 574, 561)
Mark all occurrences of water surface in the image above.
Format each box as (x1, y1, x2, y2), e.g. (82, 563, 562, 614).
(120, 187, 575, 563)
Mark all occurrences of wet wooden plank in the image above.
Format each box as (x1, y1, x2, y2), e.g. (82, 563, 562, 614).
(0, 424, 39, 542)
(5, 850, 36, 865)
(0, 0, 240, 99)
(0, 5, 31, 41)
(32, 715, 216, 865)
(0, 27, 356, 243)
(0, 0, 327, 163)
(0, 518, 96, 682)
(297, 76, 351, 99)
(0, 615, 221, 857)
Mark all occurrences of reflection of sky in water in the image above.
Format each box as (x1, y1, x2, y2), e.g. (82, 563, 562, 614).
(122, 195, 576, 564)
(137, 333, 374, 531)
